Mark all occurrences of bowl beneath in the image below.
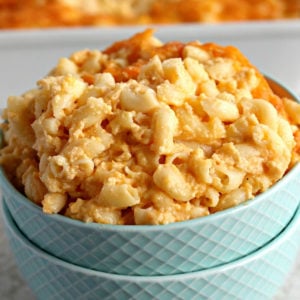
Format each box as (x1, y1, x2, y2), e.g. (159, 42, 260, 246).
(2, 199, 300, 300)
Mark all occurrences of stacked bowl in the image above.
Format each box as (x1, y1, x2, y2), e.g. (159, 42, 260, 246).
(1, 77, 300, 300)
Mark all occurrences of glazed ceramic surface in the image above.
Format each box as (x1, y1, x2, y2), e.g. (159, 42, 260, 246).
(2, 200, 300, 300)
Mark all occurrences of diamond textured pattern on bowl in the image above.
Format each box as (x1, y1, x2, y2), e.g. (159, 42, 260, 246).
(3, 200, 300, 300)
(1, 164, 300, 275)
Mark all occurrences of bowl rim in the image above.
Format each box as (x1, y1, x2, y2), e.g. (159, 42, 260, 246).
(265, 75, 299, 100)
(1, 162, 300, 232)
(0, 75, 300, 232)
(2, 199, 300, 281)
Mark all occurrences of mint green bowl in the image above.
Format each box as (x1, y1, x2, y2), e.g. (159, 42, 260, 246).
(1, 162, 300, 276)
(2, 199, 300, 300)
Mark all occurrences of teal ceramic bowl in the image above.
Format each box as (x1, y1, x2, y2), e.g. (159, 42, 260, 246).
(1, 162, 300, 276)
(2, 199, 300, 300)
(1, 76, 300, 276)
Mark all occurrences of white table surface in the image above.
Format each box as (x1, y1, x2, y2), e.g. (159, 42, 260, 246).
(0, 22, 300, 299)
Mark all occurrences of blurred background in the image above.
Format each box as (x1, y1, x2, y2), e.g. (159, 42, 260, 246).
(0, 0, 299, 29)
(0, 0, 300, 29)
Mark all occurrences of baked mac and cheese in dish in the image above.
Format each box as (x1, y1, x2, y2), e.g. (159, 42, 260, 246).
(1, 29, 300, 225)
(0, 0, 299, 29)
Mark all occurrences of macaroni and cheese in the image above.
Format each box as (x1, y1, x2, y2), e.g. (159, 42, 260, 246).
(1, 29, 300, 225)
(0, 0, 299, 29)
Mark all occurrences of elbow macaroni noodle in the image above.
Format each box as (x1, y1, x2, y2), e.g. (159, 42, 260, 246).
(1, 29, 300, 225)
